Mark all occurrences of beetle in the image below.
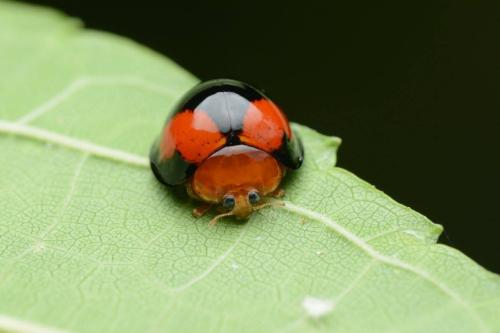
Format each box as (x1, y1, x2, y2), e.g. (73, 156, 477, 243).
(150, 79, 303, 224)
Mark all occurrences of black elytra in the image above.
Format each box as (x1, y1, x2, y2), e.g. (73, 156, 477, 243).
(150, 79, 304, 186)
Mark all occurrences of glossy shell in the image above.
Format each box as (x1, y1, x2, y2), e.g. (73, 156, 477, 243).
(150, 79, 304, 186)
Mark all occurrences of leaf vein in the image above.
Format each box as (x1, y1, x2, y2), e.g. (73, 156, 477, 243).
(17, 75, 181, 124)
(0, 314, 72, 333)
(40, 154, 88, 238)
(0, 120, 149, 167)
(170, 228, 247, 293)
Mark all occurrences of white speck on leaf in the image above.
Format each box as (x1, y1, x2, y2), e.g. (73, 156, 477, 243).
(302, 296, 335, 318)
(32, 241, 46, 254)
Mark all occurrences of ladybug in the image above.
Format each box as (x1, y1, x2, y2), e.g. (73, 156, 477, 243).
(150, 79, 303, 224)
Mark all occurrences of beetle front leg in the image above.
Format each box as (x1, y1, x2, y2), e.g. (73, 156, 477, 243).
(193, 203, 213, 218)
(270, 188, 285, 198)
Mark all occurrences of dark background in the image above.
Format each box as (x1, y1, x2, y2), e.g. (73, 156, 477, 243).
(27, 0, 500, 272)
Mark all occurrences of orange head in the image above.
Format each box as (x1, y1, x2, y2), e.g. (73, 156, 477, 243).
(191, 145, 284, 219)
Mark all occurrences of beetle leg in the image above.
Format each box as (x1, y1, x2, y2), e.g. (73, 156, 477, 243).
(270, 188, 285, 198)
(254, 199, 285, 211)
(192, 203, 213, 218)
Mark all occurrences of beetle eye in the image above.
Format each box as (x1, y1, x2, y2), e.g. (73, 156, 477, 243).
(248, 191, 261, 204)
(222, 195, 236, 209)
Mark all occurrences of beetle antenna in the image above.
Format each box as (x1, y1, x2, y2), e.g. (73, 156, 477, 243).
(208, 211, 234, 226)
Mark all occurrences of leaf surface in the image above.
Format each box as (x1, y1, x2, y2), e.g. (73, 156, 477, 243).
(0, 2, 499, 333)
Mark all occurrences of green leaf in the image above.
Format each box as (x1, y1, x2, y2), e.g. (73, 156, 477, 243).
(0, 2, 499, 333)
